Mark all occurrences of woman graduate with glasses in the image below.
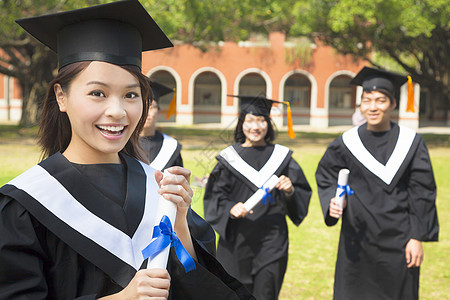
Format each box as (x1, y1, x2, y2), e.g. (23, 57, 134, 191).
(203, 95, 312, 300)
(315, 67, 439, 300)
(0, 1, 254, 299)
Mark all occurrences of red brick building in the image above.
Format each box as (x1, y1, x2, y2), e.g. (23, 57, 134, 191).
(1, 32, 428, 129)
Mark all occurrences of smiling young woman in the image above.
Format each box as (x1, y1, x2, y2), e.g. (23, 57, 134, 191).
(204, 95, 312, 300)
(241, 113, 269, 147)
(0, 1, 254, 299)
(53, 61, 144, 164)
(40, 61, 150, 164)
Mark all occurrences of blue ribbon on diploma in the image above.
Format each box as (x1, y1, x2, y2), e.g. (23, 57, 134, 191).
(261, 186, 275, 205)
(141, 215, 196, 273)
(337, 184, 354, 197)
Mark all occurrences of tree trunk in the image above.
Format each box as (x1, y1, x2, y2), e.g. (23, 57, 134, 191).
(17, 49, 56, 127)
(19, 82, 38, 127)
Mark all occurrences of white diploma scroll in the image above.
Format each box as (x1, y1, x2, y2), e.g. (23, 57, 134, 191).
(243, 175, 280, 212)
(335, 169, 350, 213)
(147, 170, 177, 269)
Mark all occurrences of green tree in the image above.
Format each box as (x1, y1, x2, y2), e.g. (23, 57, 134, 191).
(292, 0, 449, 121)
(2, 0, 448, 125)
(0, 0, 108, 127)
(0, 0, 290, 127)
(154, 0, 449, 121)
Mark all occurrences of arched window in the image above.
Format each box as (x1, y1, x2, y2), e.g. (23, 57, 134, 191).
(150, 70, 177, 123)
(193, 71, 221, 124)
(238, 73, 267, 97)
(328, 75, 355, 126)
(283, 74, 311, 125)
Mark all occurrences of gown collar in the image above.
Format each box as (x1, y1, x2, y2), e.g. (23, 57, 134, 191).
(150, 133, 178, 170)
(218, 144, 291, 190)
(342, 124, 417, 186)
(4, 152, 160, 287)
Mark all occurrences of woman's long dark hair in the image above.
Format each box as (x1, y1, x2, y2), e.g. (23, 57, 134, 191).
(38, 61, 150, 163)
(234, 112, 276, 144)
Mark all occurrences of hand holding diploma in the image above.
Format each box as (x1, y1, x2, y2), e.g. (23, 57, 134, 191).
(329, 169, 353, 219)
(243, 175, 280, 212)
(143, 167, 196, 272)
(276, 175, 294, 196)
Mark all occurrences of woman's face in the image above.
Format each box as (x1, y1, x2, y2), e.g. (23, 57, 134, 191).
(242, 113, 268, 146)
(55, 61, 143, 163)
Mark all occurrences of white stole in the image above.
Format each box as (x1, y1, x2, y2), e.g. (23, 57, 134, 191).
(342, 125, 416, 185)
(150, 134, 178, 171)
(8, 161, 159, 270)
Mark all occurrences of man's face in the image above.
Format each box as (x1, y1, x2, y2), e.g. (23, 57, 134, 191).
(360, 91, 396, 131)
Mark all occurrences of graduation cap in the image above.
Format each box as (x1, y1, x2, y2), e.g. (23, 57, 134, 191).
(228, 95, 296, 138)
(230, 95, 273, 116)
(351, 66, 415, 112)
(149, 80, 175, 101)
(148, 80, 176, 119)
(15, 0, 173, 70)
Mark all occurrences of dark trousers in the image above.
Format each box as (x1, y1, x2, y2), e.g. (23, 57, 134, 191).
(244, 256, 288, 300)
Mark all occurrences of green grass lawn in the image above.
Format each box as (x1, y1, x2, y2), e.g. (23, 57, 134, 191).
(1, 125, 449, 299)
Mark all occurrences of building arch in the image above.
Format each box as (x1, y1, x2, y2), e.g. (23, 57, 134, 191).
(325, 70, 356, 126)
(147, 66, 182, 123)
(231, 68, 272, 117)
(279, 70, 317, 125)
(234, 68, 272, 95)
(189, 67, 227, 124)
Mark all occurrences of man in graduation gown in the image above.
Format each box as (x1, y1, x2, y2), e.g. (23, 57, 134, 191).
(139, 80, 183, 171)
(315, 67, 439, 300)
(204, 95, 312, 300)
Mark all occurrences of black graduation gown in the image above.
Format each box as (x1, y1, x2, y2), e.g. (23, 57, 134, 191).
(315, 123, 439, 300)
(203, 144, 312, 297)
(139, 130, 183, 170)
(0, 152, 254, 300)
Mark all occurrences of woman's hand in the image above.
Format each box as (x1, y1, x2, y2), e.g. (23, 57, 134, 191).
(329, 197, 346, 218)
(154, 166, 197, 261)
(275, 175, 293, 194)
(100, 269, 170, 299)
(405, 239, 423, 268)
(155, 166, 193, 224)
(230, 202, 251, 218)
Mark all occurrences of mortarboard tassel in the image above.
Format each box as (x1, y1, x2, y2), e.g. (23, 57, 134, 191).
(283, 101, 296, 139)
(165, 90, 177, 119)
(406, 76, 415, 113)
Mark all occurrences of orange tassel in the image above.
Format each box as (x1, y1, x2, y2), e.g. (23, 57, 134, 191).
(406, 76, 415, 113)
(165, 90, 177, 119)
(283, 101, 295, 139)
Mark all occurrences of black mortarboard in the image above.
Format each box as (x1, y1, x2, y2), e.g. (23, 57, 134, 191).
(350, 66, 408, 99)
(16, 0, 173, 70)
(229, 95, 275, 117)
(228, 94, 296, 138)
(149, 80, 175, 101)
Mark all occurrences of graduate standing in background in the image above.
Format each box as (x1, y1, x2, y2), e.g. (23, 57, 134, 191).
(204, 95, 312, 300)
(315, 67, 439, 300)
(0, 1, 254, 299)
(139, 80, 183, 171)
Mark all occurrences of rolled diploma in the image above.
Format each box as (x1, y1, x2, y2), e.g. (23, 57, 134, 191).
(335, 169, 350, 212)
(243, 175, 279, 212)
(147, 170, 177, 269)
